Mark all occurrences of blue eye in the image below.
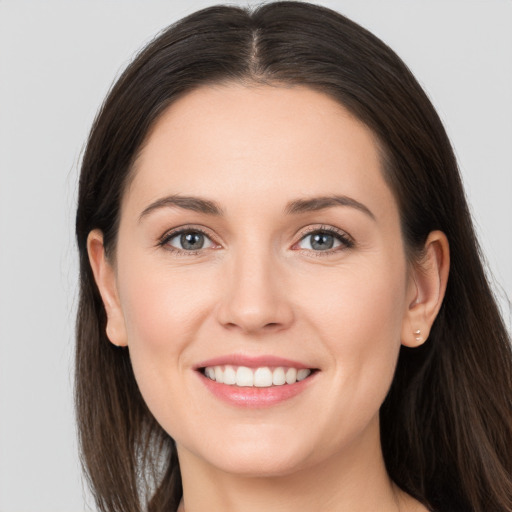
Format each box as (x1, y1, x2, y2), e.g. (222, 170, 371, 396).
(164, 230, 215, 252)
(297, 229, 353, 252)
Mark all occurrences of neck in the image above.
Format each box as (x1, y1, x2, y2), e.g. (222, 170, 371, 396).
(177, 418, 411, 512)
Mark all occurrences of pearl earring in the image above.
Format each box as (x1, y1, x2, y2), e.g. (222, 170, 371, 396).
(414, 329, 422, 342)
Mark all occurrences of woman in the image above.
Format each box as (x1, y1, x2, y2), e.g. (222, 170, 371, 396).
(75, 2, 512, 511)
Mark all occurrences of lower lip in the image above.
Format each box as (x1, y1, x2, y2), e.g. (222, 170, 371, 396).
(197, 371, 316, 408)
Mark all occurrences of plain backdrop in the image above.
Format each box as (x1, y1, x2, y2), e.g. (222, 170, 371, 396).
(0, 1, 511, 511)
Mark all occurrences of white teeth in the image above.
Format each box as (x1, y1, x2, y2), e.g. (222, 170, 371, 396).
(203, 365, 313, 387)
(254, 367, 273, 387)
(223, 365, 236, 385)
(272, 367, 286, 386)
(285, 367, 297, 384)
(214, 366, 224, 384)
(297, 369, 311, 381)
(236, 366, 254, 387)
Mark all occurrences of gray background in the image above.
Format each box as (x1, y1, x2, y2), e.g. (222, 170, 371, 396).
(0, 1, 511, 511)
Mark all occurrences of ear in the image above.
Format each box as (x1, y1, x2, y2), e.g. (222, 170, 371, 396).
(87, 229, 128, 347)
(401, 230, 450, 347)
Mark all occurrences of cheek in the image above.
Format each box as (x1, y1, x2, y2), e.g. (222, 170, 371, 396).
(300, 256, 407, 344)
(298, 259, 407, 427)
(119, 260, 213, 350)
(115, 260, 216, 418)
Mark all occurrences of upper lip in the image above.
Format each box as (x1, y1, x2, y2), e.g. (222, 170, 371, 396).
(194, 354, 314, 370)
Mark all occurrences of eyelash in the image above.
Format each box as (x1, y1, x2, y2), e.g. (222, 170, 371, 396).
(157, 225, 354, 256)
(157, 226, 215, 256)
(295, 225, 354, 255)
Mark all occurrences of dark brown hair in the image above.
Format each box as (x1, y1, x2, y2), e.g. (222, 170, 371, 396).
(75, 2, 512, 511)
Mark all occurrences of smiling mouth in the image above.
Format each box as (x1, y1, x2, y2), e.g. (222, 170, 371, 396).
(200, 365, 316, 388)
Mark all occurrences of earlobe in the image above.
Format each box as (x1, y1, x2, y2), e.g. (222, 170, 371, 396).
(401, 230, 450, 348)
(87, 229, 128, 347)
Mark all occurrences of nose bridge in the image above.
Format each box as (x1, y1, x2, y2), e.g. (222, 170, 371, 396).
(216, 237, 293, 333)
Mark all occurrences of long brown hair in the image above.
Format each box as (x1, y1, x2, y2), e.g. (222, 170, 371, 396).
(75, 3, 512, 511)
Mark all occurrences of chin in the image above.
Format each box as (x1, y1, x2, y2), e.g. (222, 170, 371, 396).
(186, 427, 320, 478)
(208, 449, 311, 478)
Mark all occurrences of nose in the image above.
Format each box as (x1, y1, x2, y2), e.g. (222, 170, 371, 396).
(215, 247, 295, 334)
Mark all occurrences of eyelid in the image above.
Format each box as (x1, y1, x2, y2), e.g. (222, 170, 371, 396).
(157, 225, 221, 253)
(293, 225, 354, 253)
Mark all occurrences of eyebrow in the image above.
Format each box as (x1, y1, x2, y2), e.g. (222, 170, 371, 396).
(139, 195, 224, 221)
(285, 195, 376, 220)
(138, 194, 375, 221)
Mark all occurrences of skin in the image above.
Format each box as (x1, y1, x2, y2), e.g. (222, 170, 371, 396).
(88, 84, 449, 512)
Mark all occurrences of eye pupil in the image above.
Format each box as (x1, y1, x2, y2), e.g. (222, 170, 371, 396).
(181, 232, 204, 250)
(311, 233, 334, 250)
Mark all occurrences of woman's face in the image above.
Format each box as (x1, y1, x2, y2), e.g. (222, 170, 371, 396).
(96, 84, 420, 476)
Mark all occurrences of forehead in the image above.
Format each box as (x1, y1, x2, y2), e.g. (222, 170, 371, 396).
(126, 84, 395, 219)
